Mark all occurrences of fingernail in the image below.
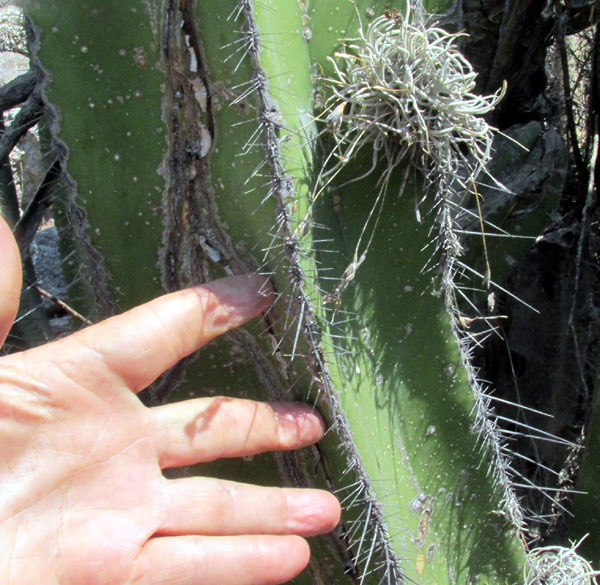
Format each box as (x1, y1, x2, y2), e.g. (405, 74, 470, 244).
(285, 489, 342, 535)
(202, 273, 275, 325)
(272, 402, 326, 447)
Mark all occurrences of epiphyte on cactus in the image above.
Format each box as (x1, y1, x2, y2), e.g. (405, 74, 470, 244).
(312, 3, 505, 305)
(525, 537, 599, 585)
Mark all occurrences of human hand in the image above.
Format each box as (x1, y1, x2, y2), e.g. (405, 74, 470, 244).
(0, 217, 340, 585)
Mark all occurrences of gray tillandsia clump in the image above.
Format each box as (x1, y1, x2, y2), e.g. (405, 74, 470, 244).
(525, 537, 600, 585)
(321, 6, 505, 189)
(313, 3, 505, 304)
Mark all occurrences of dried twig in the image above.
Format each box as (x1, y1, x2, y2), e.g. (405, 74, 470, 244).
(14, 159, 60, 252)
(0, 90, 43, 162)
(33, 284, 93, 326)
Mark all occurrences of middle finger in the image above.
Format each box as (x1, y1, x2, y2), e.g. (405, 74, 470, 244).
(151, 398, 325, 468)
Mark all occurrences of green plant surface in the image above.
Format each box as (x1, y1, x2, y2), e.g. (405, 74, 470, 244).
(27, 3, 352, 584)
(28, 0, 166, 315)
(311, 175, 528, 584)
(313, 169, 528, 584)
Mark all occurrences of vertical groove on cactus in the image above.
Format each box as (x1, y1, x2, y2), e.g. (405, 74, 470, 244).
(156, 5, 360, 583)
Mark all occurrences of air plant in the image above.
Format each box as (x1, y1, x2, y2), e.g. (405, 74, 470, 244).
(525, 537, 600, 585)
(312, 6, 505, 304)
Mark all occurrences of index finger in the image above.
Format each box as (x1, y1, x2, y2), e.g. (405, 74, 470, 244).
(32, 273, 273, 393)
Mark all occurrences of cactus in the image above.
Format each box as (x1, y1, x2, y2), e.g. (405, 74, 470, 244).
(15, 0, 598, 583)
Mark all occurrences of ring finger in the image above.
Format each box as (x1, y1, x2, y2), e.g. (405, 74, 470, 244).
(156, 476, 340, 538)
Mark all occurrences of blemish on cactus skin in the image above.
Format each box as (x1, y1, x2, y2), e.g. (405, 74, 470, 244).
(443, 364, 455, 377)
(198, 124, 212, 158)
(133, 46, 147, 67)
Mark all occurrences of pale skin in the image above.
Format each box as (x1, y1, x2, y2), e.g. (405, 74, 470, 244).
(0, 216, 341, 585)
